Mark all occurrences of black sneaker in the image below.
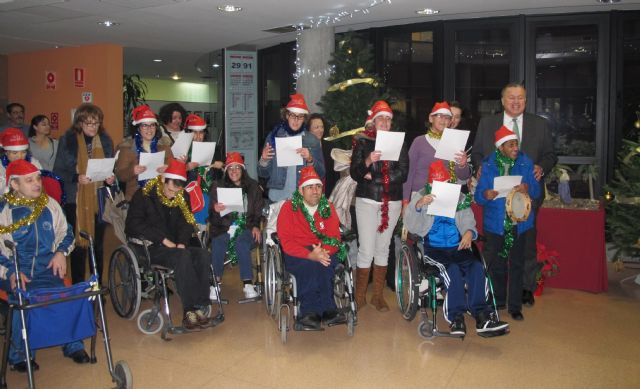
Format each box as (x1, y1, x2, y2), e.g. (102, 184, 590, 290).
(475, 311, 509, 337)
(10, 359, 39, 373)
(450, 316, 466, 336)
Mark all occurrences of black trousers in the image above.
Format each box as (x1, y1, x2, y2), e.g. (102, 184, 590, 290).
(483, 229, 532, 313)
(64, 204, 106, 285)
(148, 246, 211, 312)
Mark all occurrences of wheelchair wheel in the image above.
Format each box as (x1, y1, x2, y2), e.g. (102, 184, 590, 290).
(418, 319, 435, 340)
(137, 309, 164, 335)
(109, 246, 142, 319)
(264, 244, 281, 318)
(279, 311, 288, 344)
(333, 265, 351, 310)
(114, 360, 133, 389)
(395, 242, 419, 321)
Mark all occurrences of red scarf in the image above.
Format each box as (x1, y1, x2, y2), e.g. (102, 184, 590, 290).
(353, 129, 391, 233)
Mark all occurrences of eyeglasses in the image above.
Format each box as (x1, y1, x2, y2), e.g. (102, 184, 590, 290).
(227, 165, 243, 171)
(83, 121, 101, 128)
(140, 123, 158, 129)
(432, 114, 452, 119)
(288, 113, 306, 121)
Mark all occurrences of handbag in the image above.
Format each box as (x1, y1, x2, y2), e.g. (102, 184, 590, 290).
(185, 176, 205, 213)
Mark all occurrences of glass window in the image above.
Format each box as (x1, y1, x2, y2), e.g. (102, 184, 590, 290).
(623, 18, 640, 140)
(454, 27, 512, 134)
(381, 30, 434, 137)
(534, 25, 598, 158)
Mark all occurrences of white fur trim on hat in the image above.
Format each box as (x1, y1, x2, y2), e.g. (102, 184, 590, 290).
(369, 110, 393, 121)
(188, 124, 207, 131)
(287, 107, 309, 115)
(163, 172, 187, 181)
(430, 108, 452, 116)
(3, 144, 29, 152)
(133, 117, 157, 126)
(299, 178, 322, 188)
(495, 134, 518, 147)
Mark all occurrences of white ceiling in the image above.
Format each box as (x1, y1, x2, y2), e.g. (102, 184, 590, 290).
(1, 0, 639, 82)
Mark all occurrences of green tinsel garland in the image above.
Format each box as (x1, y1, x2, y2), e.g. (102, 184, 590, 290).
(291, 190, 347, 263)
(495, 149, 516, 258)
(225, 212, 247, 265)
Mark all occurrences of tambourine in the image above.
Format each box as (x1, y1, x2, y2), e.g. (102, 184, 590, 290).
(506, 189, 531, 223)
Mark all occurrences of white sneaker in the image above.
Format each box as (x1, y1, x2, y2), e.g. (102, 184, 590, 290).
(243, 284, 259, 299)
(419, 279, 429, 294)
(209, 285, 219, 301)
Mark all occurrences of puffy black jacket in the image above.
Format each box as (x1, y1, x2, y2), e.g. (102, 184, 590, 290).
(208, 175, 264, 237)
(125, 188, 194, 246)
(350, 133, 409, 202)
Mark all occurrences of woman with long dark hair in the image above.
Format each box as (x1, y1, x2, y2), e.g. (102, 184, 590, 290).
(209, 152, 263, 299)
(28, 114, 58, 171)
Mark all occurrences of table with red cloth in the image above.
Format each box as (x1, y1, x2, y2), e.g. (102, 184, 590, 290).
(471, 203, 608, 293)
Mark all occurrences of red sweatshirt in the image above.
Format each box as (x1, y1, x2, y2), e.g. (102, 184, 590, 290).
(277, 199, 341, 259)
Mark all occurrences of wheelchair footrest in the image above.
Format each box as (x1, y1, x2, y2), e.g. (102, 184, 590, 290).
(293, 323, 324, 332)
(237, 296, 262, 304)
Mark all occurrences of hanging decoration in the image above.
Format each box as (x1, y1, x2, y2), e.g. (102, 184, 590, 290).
(327, 77, 377, 92)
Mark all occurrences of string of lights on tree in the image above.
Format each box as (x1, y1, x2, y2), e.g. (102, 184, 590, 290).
(292, 0, 392, 88)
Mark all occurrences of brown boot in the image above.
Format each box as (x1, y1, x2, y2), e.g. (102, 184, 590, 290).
(370, 265, 390, 312)
(355, 267, 371, 310)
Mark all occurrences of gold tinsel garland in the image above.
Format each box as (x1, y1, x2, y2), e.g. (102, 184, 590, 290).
(0, 191, 49, 234)
(327, 77, 377, 92)
(426, 129, 442, 140)
(142, 177, 197, 227)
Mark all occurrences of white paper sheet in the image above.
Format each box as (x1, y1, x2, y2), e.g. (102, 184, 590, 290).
(494, 175, 522, 198)
(375, 131, 405, 161)
(426, 181, 461, 219)
(434, 128, 470, 161)
(275, 136, 303, 167)
(191, 142, 216, 166)
(171, 131, 194, 158)
(217, 187, 244, 217)
(138, 151, 166, 181)
(86, 151, 118, 182)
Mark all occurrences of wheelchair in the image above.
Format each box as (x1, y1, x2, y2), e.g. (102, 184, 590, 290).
(108, 236, 224, 340)
(0, 231, 132, 389)
(395, 232, 504, 340)
(262, 227, 357, 344)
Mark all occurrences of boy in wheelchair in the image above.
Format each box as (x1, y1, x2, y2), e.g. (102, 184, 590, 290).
(276, 166, 346, 330)
(0, 160, 91, 372)
(125, 160, 213, 330)
(404, 160, 509, 337)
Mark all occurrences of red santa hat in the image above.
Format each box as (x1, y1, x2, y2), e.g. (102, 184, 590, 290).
(495, 125, 518, 147)
(298, 166, 322, 189)
(185, 114, 207, 131)
(225, 152, 245, 171)
(131, 105, 157, 126)
(428, 160, 451, 184)
(162, 159, 187, 181)
(286, 93, 309, 115)
(430, 101, 452, 117)
(367, 100, 393, 123)
(1, 128, 29, 151)
(6, 159, 40, 185)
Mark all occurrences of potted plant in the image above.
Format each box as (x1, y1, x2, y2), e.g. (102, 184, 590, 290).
(123, 74, 147, 135)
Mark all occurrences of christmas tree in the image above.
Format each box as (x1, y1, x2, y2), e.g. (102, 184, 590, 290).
(318, 31, 396, 148)
(605, 134, 640, 263)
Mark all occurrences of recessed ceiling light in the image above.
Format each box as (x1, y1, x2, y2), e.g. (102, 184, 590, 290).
(212, 63, 220, 68)
(596, 0, 621, 3)
(218, 5, 242, 12)
(171, 73, 181, 80)
(97, 20, 120, 27)
(153, 59, 163, 62)
(416, 9, 440, 15)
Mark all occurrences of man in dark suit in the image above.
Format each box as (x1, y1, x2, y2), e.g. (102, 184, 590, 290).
(471, 82, 557, 307)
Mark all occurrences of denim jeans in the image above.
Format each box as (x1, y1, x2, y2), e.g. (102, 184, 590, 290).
(211, 229, 255, 281)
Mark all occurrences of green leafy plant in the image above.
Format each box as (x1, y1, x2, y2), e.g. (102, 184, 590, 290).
(123, 74, 148, 135)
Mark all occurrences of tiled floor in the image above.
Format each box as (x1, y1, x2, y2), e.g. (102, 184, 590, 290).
(3, 234, 640, 388)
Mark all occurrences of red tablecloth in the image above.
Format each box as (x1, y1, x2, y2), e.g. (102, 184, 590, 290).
(471, 203, 608, 293)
